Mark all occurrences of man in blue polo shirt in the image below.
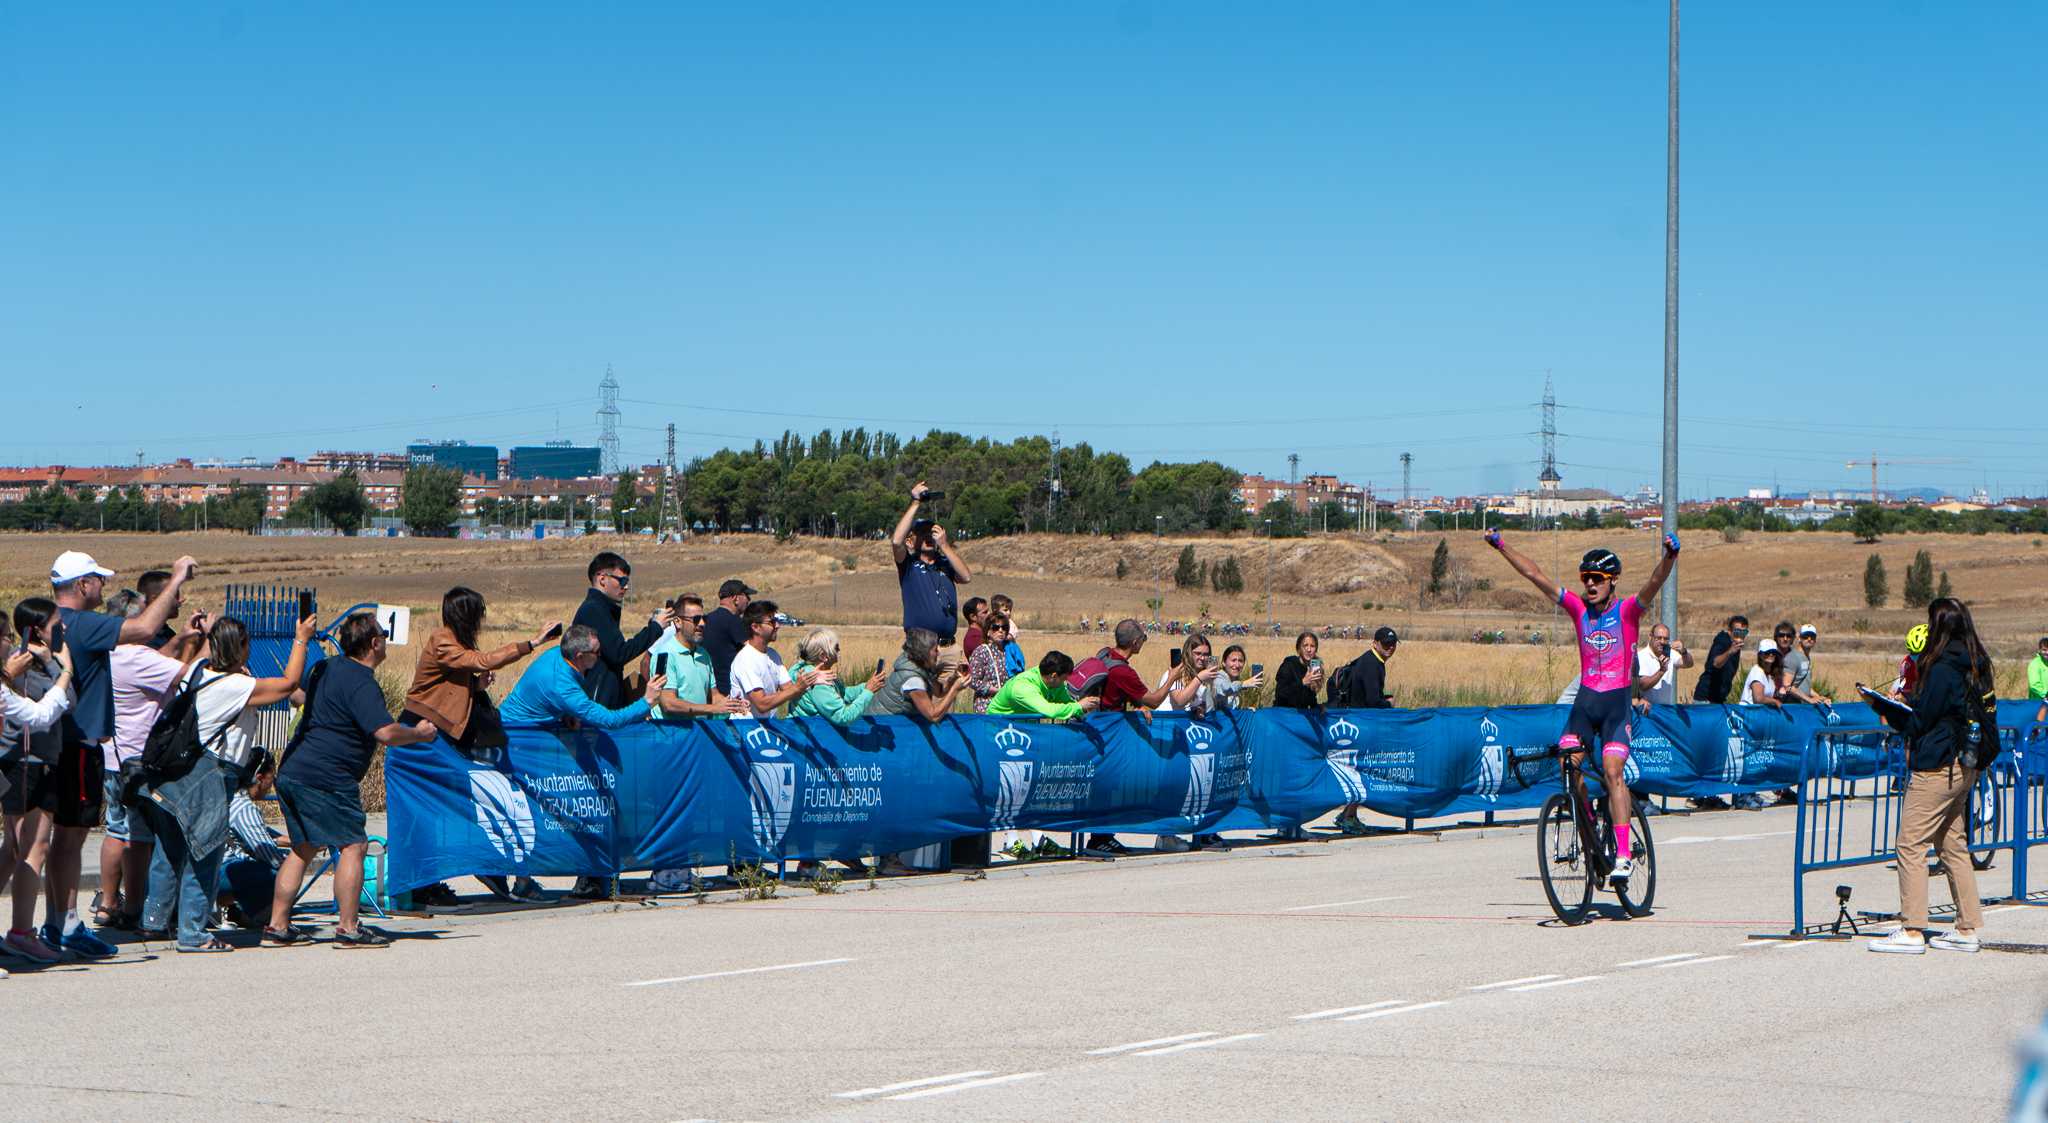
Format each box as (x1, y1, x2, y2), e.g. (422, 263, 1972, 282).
(890, 482, 973, 645)
(44, 550, 194, 959)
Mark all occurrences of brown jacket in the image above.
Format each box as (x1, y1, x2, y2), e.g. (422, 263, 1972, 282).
(403, 627, 535, 739)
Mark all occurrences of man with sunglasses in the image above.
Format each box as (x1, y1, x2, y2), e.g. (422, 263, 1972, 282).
(567, 551, 670, 899)
(1487, 531, 1678, 886)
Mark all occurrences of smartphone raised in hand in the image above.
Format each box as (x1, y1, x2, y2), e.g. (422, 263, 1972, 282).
(541, 621, 564, 641)
(1250, 663, 1264, 677)
(1169, 648, 1183, 670)
(297, 590, 315, 622)
(875, 657, 886, 675)
(655, 653, 670, 677)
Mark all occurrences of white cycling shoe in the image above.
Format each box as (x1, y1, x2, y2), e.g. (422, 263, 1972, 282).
(1608, 857, 1634, 886)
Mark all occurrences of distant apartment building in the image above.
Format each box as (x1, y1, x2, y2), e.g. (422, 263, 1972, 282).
(306, 450, 410, 473)
(1239, 472, 1365, 516)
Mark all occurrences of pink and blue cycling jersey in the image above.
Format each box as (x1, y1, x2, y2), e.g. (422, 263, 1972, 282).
(1558, 589, 1645, 693)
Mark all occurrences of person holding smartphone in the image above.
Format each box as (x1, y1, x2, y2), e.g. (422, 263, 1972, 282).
(891, 481, 972, 645)
(1213, 645, 1263, 711)
(403, 587, 560, 752)
(1273, 632, 1326, 709)
(645, 594, 748, 719)
(787, 629, 888, 725)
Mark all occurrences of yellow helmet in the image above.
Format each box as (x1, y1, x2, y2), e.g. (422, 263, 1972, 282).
(1904, 623, 1928, 655)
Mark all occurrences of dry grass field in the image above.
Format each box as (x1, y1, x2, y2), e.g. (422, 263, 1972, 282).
(4, 526, 2044, 708)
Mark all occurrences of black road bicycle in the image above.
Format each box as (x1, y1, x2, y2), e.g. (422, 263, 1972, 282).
(1508, 745, 1656, 925)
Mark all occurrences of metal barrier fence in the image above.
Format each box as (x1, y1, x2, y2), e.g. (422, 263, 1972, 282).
(222, 583, 317, 756)
(1784, 724, 2040, 937)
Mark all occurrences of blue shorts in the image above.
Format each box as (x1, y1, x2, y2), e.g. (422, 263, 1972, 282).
(1562, 685, 1633, 756)
(101, 769, 154, 844)
(276, 778, 367, 849)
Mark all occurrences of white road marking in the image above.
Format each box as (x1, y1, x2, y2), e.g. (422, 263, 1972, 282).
(1467, 974, 1560, 991)
(1088, 1032, 1217, 1055)
(1984, 905, 2029, 915)
(1739, 940, 1777, 948)
(1132, 1032, 1266, 1056)
(1508, 974, 1604, 992)
(1618, 953, 1701, 968)
(835, 1071, 993, 1099)
(1659, 831, 1794, 846)
(1652, 954, 1734, 969)
(886, 1072, 1044, 1100)
(1294, 1001, 1405, 1020)
(627, 957, 854, 987)
(1282, 895, 1411, 912)
(1339, 1000, 1447, 1021)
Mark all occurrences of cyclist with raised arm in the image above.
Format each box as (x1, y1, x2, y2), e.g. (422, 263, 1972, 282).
(1487, 529, 1679, 885)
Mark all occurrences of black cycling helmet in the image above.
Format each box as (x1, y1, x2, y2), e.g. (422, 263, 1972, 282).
(1579, 548, 1622, 579)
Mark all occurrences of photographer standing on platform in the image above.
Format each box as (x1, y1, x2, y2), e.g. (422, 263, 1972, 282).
(892, 482, 971, 646)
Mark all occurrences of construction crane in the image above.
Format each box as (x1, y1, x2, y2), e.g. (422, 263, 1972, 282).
(1844, 455, 1966, 503)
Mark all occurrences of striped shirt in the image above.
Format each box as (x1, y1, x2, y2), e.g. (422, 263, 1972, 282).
(225, 792, 286, 867)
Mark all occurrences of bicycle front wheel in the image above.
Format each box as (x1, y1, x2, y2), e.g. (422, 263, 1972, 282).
(1615, 801, 1657, 917)
(1538, 792, 1595, 925)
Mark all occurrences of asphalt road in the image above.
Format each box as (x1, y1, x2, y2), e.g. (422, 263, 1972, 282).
(5, 804, 2044, 1121)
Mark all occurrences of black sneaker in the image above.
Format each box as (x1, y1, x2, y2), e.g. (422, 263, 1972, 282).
(334, 925, 392, 949)
(1087, 836, 1132, 856)
(262, 925, 312, 947)
(1688, 796, 1730, 811)
(566, 877, 611, 900)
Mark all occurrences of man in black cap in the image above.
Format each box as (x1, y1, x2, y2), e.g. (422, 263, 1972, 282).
(1331, 627, 1398, 834)
(702, 578, 756, 697)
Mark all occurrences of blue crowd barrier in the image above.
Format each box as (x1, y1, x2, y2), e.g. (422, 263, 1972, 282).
(1785, 708, 2045, 936)
(382, 700, 2047, 902)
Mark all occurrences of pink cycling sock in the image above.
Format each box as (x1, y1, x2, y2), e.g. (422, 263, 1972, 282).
(1614, 821, 1631, 860)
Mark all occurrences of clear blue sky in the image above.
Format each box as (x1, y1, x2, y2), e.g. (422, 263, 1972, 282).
(4, 2, 2041, 500)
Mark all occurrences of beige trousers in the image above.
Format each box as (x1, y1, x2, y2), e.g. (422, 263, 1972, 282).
(1894, 763, 1983, 932)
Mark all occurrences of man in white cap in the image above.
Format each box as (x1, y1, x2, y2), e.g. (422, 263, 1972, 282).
(39, 550, 194, 959)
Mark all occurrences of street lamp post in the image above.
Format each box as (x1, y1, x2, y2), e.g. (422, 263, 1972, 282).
(1660, 0, 1682, 634)
(1153, 514, 1165, 624)
(1263, 518, 1274, 631)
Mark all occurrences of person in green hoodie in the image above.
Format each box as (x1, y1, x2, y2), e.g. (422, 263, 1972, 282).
(987, 651, 1100, 721)
(2030, 636, 2048, 707)
(788, 628, 888, 725)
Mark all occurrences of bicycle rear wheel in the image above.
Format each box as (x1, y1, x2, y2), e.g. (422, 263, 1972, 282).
(1537, 793, 1595, 925)
(1615, 802, 1657, 917)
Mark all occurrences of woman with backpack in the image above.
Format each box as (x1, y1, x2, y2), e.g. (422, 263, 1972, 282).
(1868, 597, 1996, 955)
(136, 612, 313, 952)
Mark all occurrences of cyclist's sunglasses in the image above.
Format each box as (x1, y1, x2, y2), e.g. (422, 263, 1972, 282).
(1578, 571, 1614, 584)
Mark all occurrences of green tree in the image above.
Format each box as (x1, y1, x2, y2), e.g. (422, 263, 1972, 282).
(1936, 569, 1953, 600)
(611, 470, 641, 533)
(1211, 555, 1245, 594)
(1429, 537, 1451, 596)
(399, 464, 465, 536)
(1259, 499, 1304, 538)
(1850, 502, 1887, 543)
(1173, 544, 1202, 589)
(1863, 553, 1888, 608)
(308, 470, 369, 536)
(1903, 549, 1936, 608)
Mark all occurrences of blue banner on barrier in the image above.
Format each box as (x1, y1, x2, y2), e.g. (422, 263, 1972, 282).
(383, 701, 2045, 892)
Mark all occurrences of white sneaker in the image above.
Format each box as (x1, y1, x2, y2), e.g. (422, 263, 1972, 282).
(1868, 929, 1928, 955)
(1609, 857, 1634, 885)
(1929, 930, 1981, 953)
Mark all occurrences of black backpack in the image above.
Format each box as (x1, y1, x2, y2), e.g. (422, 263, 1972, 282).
(1325, 662, 1352, 707)
(1959, 667, 2000, 771)
(138, 665, 233, 784)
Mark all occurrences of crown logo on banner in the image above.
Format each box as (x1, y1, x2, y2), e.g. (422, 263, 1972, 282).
(1478, 716, 1500, 741)
(1182, 723, 1215, 752)
(994, 725, 1033, 757)
(1327, 717, 1360, 747)
(743, 724, 786, 758)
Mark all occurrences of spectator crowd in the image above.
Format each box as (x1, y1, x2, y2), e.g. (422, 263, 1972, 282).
(4, 496, 2043, 968)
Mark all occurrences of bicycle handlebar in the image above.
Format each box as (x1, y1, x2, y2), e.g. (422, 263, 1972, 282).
(1504, 744, 1568, 788)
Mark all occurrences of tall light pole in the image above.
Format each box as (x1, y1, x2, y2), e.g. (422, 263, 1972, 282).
(1153, 514, 1165, 624)
(1660, 0, 1681, 634)
(1263, 518, 1275, 631)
